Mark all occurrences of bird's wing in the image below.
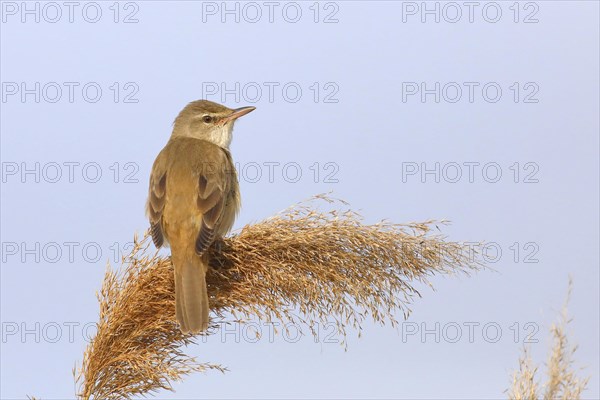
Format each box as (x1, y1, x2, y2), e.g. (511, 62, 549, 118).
(194, 149, 233, 254)
(146, 149, 168, 248)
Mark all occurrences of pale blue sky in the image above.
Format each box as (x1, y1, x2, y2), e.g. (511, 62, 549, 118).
(1, 1, 599, 398)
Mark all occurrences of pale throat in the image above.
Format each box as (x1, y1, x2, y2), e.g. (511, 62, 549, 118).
(172, 119, 235, 149)
(207, 123, 234, 149)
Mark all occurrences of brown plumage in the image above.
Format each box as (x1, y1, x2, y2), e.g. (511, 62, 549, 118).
(146, 100, 254, 333)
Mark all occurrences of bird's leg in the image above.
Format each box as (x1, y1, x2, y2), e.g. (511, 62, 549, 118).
(213, 238, 223, 255)
(208, 237, 228, 270)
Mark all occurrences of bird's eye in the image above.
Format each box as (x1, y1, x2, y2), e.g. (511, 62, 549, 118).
(202, 115, 213, 123)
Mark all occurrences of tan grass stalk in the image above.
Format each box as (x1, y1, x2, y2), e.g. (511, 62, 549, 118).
(76, 195, 484, 399)
(508, 278, 589, 400)
(509, 347, 540, 400)
(543, 279, 589, 400)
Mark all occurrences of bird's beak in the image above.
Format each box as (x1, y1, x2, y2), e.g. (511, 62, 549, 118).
(222, 106, 256, 124)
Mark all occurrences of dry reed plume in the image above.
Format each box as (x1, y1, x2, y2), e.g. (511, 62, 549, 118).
(508, 279, 589, 400)
(76, 195, 484, 399)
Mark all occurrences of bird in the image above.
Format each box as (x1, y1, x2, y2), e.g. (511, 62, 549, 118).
(146, 100, 255, 333)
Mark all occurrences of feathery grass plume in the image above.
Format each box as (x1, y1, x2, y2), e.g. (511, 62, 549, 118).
(509, 347, 540, 400)
(77, 195, 484, 399)
(543, 279, 589, 399)
(508, 278, 589, 400)
(76, 236, 225, 400)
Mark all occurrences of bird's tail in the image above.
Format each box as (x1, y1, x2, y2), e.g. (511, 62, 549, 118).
(172, 246, 209, 333)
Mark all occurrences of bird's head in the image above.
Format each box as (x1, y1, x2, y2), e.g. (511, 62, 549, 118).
(171, 100, 255, 148)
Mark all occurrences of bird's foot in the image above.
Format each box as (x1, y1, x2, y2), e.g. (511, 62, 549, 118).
(209, 238, 231, 270)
